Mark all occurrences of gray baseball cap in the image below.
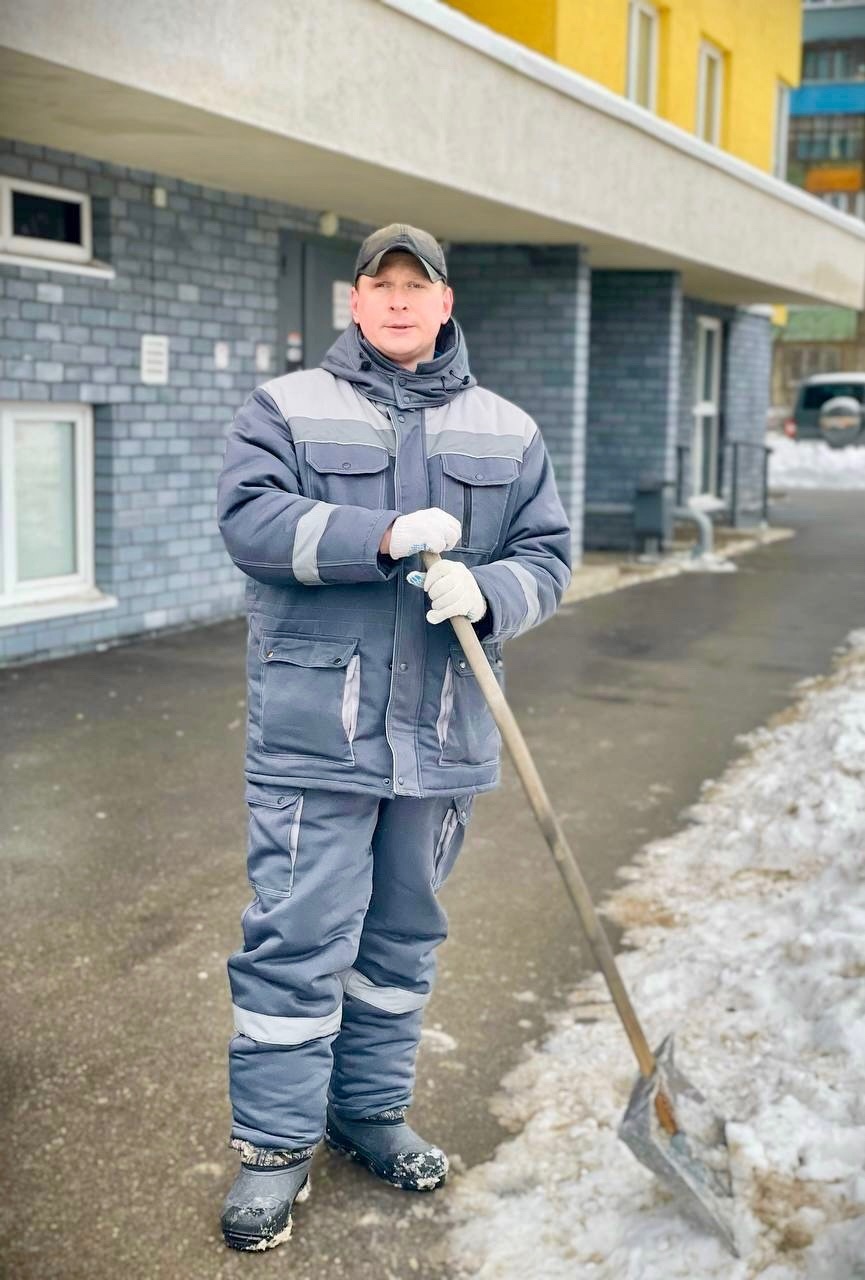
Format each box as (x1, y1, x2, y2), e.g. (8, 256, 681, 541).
(355, 223, 447, 283)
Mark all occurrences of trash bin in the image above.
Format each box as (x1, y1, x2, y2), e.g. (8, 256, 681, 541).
(633, 474, 675, 549)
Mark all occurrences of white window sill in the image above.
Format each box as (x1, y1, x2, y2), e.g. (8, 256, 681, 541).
(0, 252, 116, 280)
(0, 589, 119, 629)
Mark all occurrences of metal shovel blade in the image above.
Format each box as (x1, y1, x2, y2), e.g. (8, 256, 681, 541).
(619, 1034, 739, 1256)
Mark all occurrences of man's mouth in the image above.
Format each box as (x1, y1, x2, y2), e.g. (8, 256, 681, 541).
(387, 323, 414, 330)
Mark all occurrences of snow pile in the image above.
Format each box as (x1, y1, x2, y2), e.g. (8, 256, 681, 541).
(448, 631, 865, 1278)
(768, 437, 865, 489)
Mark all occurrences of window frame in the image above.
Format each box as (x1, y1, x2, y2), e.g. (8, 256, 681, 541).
(692, 317, 723, 498)
(696, 39, 725, 146)
(774, 81, 790, 179)
(0, 177, 92, 264)
(0, 402, 95, 610)
(627, 0, 659, 112)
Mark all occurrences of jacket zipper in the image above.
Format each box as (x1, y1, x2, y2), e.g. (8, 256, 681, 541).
(383, 405, 401, 791)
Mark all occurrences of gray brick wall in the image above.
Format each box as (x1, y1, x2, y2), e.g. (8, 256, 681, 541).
(722, 310, 772, 525)
(0, 138, 373, 666)
(584, 271, 682, 549)
(448, 245, 589, 564)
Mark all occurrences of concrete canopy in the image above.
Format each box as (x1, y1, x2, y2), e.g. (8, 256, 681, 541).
(2, 0, 864, 308)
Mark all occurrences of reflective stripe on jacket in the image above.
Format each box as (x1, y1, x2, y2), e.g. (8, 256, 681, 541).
(216, 319, 571, 798)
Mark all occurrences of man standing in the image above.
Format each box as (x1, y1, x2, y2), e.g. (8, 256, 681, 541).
(216, 224, 571, 1251)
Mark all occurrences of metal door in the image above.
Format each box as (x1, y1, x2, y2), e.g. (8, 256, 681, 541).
(277, 233, 358, 373)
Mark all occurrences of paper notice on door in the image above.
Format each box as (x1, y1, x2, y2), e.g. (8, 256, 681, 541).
(332, 281, 352, 329)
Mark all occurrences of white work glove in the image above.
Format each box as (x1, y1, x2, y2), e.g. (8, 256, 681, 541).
(386, 507, 462, 559)
(407, 559, 488, 625)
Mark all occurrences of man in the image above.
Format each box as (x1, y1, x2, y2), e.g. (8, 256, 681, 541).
(215, 223, 571, 1251)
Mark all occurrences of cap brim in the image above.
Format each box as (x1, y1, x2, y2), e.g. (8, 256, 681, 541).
(357, 246, 443, 282)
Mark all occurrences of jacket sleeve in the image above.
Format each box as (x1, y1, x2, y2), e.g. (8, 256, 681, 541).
(217, 388, 402, 588)
(470, 426, 572, 642)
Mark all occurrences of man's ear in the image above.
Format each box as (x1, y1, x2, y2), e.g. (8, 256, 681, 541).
(350, 284, 361, 324)
(442, 284, 454, 322)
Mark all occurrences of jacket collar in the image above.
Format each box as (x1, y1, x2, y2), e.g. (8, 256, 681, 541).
(319, 319, 476, 410)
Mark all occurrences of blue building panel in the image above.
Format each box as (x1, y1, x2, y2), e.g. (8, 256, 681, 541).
(791, 82, 865, 117)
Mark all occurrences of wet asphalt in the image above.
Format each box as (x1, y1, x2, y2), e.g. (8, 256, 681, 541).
(1, 491, 863, 1280)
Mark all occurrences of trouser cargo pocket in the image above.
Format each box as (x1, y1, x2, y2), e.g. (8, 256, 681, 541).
(257, 632, 360, 764)
(245, 782, 305, 899)
(431, 795, 474, 891)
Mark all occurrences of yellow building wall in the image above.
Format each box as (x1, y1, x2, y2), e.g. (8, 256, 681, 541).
(449, 1, 802, 173)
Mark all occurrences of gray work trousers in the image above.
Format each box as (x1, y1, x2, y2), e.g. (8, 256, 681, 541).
(227, 784, 473, 1148)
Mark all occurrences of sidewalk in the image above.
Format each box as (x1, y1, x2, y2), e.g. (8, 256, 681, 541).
(2, 491, 863, 1280)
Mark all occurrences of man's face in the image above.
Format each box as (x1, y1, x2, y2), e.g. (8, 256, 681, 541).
(350, 251, 454, 371)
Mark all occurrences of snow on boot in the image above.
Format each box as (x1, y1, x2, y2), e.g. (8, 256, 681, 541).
(221, 1140, 315, 1252)
(324, 1104, 448, 1192)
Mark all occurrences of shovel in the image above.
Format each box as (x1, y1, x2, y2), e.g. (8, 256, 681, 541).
(420, 551, 738, 1256)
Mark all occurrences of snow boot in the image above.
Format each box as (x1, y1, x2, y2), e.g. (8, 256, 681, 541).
(324, 1104, 448, 1191)
(221, 1140, 315, 1252)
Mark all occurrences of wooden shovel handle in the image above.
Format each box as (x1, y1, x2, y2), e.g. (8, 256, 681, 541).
(422, 550, 660, 1083)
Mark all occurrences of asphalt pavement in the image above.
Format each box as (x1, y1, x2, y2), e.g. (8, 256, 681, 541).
(1, 491, 863, 1280)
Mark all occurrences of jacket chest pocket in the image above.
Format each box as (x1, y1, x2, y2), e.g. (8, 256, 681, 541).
(302, 441, 389, 508)
(258, 632, 361, 764)
(436, 642, 504, 767)
(437, 454, 520, 553)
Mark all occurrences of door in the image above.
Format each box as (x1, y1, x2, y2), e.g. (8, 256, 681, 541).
(277, 233, 358, 373)
(692, 317, 723, 497)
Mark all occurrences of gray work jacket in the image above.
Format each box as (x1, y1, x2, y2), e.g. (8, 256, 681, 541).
(216, 319, 571, 799)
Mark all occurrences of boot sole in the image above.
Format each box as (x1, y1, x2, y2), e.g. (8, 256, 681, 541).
(222, 1174, 311, 1251)
(325, 1128, 447, 1193)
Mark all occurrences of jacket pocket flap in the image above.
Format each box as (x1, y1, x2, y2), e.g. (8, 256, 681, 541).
(440, 453, 520, 486)
(261, 634, 359, 667)
(448, 641, 502, 677)
(305, 441, 389, 475)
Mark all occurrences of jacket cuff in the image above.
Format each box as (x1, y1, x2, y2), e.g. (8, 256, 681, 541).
(469, 564, 518, 642)
(363, 509, 403, 581)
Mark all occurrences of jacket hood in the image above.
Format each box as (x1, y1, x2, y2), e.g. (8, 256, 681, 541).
(319, 318, 476, 409)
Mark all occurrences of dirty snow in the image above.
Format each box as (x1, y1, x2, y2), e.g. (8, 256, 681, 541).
(447, 630, 865, 1279)
(768, 437, 865, 489)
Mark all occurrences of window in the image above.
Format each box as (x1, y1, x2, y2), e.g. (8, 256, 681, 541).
(0, 177, 91, 264)
(802, 41, 865, 82)
(774, 82, 790, 178)
(790, 115, 865, 163)
(0, 404, 95, 611)
(801, 381, 865, 410)
(627, 1, 659, 111)
(692, 318, 723, 498)
(696, 41, 724, 145)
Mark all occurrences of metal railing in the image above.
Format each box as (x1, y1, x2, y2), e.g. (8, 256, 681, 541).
(676, 440, 772, 526)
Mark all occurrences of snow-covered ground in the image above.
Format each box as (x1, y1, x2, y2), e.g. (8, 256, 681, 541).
(447, 631, 865, 1279)
(768, 437, 865, 489)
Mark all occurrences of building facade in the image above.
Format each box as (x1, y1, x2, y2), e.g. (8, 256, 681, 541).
(775, 0, 865, 411)
(450, 0, 801, 173)
(1, 0, 863, 665)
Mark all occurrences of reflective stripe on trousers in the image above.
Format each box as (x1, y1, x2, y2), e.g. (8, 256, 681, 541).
(227, 785, 473, 1148)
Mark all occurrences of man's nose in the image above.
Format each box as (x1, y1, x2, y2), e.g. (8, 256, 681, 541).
(388, 290, 409, 309)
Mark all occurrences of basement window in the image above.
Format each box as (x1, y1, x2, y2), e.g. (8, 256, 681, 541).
(0, 177, 91, 264)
